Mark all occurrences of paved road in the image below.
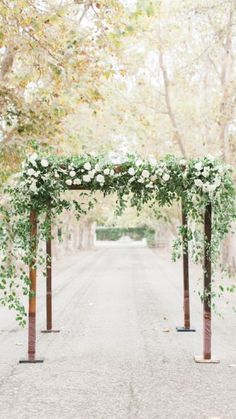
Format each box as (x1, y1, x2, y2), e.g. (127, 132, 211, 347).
(0, 243, 235, 419)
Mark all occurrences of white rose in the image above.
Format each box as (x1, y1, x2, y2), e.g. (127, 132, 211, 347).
(96, 174, 105, 183)
(192, 195, 199, 205)
(150, 175, 157, 182)
(163, 173, 170, 182)
(205, 184, 216, 193)
(136, 159, 143, 167)
(73, 178, 81, 185)
(149, 157, 157, 166)
(29, 153, 38, 161)
(54, 172, 60, 178)
(89, 170, 95, 178)
(27, 168, 36, 176)
(29, 154, 38, 166)
(104, 168, 110, 175)
(218, 166, 224, 174)
(41, 159, 49, 167)
(207, 154, 215, 161)
(202, 182, 210, 192)
(142, 170, 150, 178)
(194, 179, 203, 187)
(203, 167, 210, 178)
(95, 164, 100, 171)
(70, 170, 76, 177)
(128, 167, 135, 176)
(83, 175, 91, 182)
(214, 177, 221, 188)
(195, 162, 202, 171)
(30, 182, 38, 193)
(84, 162, 91, 171)
(65, 179, 72, 186)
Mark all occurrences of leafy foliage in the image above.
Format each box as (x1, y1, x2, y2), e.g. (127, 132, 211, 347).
(0, 152, 235, 324)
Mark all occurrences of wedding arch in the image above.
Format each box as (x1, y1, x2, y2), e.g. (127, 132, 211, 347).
(0, 153, 235, 364)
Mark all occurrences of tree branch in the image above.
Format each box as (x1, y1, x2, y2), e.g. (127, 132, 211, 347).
(159, 51, 187, 157)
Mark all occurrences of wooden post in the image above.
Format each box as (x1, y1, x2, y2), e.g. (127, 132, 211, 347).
(194, 203, 219, 363)
(20, 209, 43, 363)
(41, 209, 60, 334)
(203, 203, 212, 359)
(176, 201, 195, 332)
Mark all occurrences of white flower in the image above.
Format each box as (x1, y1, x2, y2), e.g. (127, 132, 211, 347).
(128, 167, 135, 176)
(65, 179, 72, 186)
(69, 170, 76, 177)
(180, 159, 186, 165)
(203, 183, 216, 193)
(192, 195, 199, 205)
(29, 154, 38, 166)
(149, 157, 157, 166)
(41, 159, 49, 168)
(27, 168, 36, 176)
(207, 154, 215, 161)
(104, 168, 110, 175)
(195, 162, 202, 172)
(83, 175, 91, 182)
(162, 173, 170, 182)
(73, 178, 81, 185)
(89, 170, 95, 178)
(95, 164, 100, 171)
(110, 169, 115, 176)
(54, 172, 60, 178)
(29, 153, 38, 161)
(214, 177, 221, 188)
(218, 166, 224, 174)
(146, 183, 153, 188)
(136, 159, 143, 167)
(29, 181, 38, 193)
(194, 179, 203, 187)
(142, 170, 150, 178)
(96, 174, 105, 183)
(84, 162, 91, 171)
(203, 167, 210, 178)
(150, 175, 157, 182)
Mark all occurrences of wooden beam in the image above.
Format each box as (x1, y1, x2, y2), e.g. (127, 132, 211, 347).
(41, 208, 60, 334)
(176, 201, 195, 332)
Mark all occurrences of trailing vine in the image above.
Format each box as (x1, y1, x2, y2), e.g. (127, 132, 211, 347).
(0, 153, 235, 324)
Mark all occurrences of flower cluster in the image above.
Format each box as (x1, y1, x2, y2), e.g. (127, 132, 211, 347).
(0, 153, 235, 324)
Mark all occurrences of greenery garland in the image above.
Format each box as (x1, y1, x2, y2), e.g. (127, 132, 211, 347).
(0, 153, 235, 325)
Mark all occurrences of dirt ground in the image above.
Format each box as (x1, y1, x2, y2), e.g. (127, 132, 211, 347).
(0, 242, 235, 419)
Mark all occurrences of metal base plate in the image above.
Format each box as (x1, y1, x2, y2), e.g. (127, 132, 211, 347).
(19, 359, 44, 364)
(176, 327, 196, 332)
(41, 329, 60, 333)
(194, 356, 220, 364)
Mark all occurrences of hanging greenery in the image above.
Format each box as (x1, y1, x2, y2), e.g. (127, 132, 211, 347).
(0, 153, 235, 325)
